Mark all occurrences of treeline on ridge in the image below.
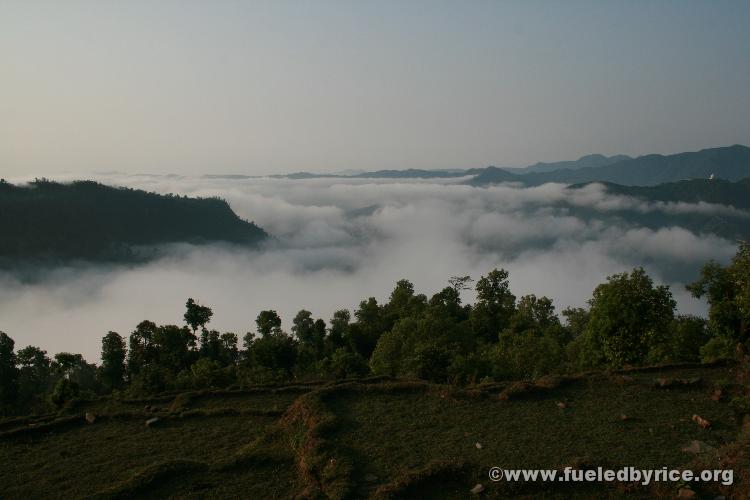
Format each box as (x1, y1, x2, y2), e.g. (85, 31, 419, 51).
(0, 178, 267, 265)
(0, 244, 748, 416)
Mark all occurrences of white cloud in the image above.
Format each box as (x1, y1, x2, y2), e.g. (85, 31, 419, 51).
(0, 175, 738, 361)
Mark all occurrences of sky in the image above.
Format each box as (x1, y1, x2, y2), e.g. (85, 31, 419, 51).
(2, 0, 749, 177)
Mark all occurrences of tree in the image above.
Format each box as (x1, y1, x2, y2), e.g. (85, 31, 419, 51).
(562, 307, 589, 339)
(16, 346, 52, 409)
(200, 329, 222, 360)
(0, 331, 19, 411)
(648, 315, 711, 363)
(688, 242, 750, 340)
(184, 298, 213, 334)
(471, 269, 516, 342)
(429, 287, 467, 322)
(349, 298, 388, 358)
(219, 332, 239, 365)
(128, 320, 157, 376)
(387, 279, 416, 319)
(53, 352, 86, 376)
(449, 275, 474, 293)
(329, 348, 370, 379)
(256, 310, 282, 337)
(152, 325, 194, 373)
(292, 310, 315, 344)
(100, 331, 127, 391)
(50, 378, 79, 407)
(585, 268, 676, 367)
(52, 352, 99, 395)
(247, 331, 298, 376)
(326, 309, 350, 354)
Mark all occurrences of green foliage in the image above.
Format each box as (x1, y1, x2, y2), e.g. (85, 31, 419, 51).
(699, 335, 736, 363)
(411, 344, 452, 383)
(328, 348, 370, 379)
(688, 261, 743, 337)
(648, 315, 711, 364)
(0, 331, 19, 411)
(255, 310, 282, 337)
(184, 298, 213, 334)
(127, 320, 157, 376)
(53, 352, 100, 396)
(584, 268, 676, 367)
(16, 345, 53, 411)
(247, 331, 298, 375)
(370, 320, 412, 377)
(349, 297, 390, 358)
(152, 325, 196, 373)
(127, 364, 171, 396)
(496, 331, 564, 379)
(50, 377, 79, 407)
(326, 309, 350, 354)
(183, 358, 234, 389)
(471, 269, 516, 342)
(687, 242, 750, 341)
(100, 331, 127, 391)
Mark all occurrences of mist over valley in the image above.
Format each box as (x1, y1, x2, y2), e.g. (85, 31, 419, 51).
(1, 169, 743, 361)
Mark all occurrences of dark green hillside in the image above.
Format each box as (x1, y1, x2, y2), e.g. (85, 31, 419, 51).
(587, 178, 750, 210)
(468, 166, 522, 185)
(0, 179, 267, 264)
(562, 178, 750, 243)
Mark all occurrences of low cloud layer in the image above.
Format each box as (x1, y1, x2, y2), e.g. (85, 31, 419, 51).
(0, 175, 740, 361)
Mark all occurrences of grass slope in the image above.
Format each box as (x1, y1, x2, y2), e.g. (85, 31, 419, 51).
(0, 364, 747, 499)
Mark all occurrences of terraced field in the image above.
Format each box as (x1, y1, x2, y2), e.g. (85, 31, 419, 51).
(0, 364, 747, 499)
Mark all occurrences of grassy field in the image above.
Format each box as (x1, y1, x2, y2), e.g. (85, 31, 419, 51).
(0, 364, 747, 499)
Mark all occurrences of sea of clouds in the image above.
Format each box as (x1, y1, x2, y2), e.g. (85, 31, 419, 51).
(0, 174, 740, 361)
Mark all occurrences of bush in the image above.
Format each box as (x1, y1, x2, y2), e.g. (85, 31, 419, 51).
(127, 364, 170, 396)
(329, 348, 370, 379)
(498, 331, 563, 379)
(50, 378, 79, 407)
(648, 315, 710, 364)
(176, 358, 235, 389)
(410, 344, 452, 383)
(699, 335, 736, 363)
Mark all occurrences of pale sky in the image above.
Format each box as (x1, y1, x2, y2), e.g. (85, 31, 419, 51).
(2, 0, 749, 176)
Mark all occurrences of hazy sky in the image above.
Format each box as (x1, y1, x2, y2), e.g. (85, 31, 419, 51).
(2, 0, 749, 176)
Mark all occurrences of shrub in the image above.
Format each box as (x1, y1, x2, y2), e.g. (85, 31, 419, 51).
(700, 335, 736, 363)
(50, 378, 79, 407)
(329, 348, 370, 379)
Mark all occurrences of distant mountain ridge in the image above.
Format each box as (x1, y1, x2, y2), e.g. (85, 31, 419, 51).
(470, 145, 750, 187)
(203, 144, 748, 186)
(502, 154, 632, 174)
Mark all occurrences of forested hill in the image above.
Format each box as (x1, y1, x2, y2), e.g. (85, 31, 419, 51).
(0, 179, 267, 264)
(581, 177, 750, 210)
(563, 177, 750, 242)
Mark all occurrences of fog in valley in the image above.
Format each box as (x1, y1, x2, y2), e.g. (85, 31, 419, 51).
(0, 175, 739, 361)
